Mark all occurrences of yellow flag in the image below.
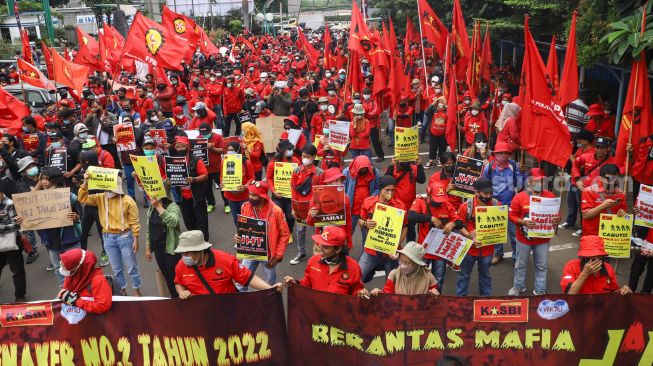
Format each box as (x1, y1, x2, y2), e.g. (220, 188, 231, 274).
(394, 126, 419, 162)
(87, 166, 119, 191)
(273, 162, 297, 198)
(364, 203, 405, 255)
(130, 155, 166, 199)
(599, 214, 633, 258)
(222, 154, 243, 191)
(475, 205, 509, 246)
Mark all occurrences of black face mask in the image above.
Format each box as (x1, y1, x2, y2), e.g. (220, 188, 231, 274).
(197, 109, 208, 118)
(176, 148, 188, 156)
(399, 162, 412, 171)
(248, 198, 261, 206)
(358, 168, 369, 176)
(399, 102, 407, 108)
(478, 195, 492, 204)
(320, 253, 341, 265)
(443, 165, 455, 174)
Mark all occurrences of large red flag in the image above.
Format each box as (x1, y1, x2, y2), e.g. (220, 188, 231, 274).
(478, 24, 492, 84)
(467, 20, 482, 95)
(446, 66, 458, 152)
(558, 11, 578, 107)
(417, 0, 449, 58)
(519, 16, 572, 167)
(100, 23, 125, 73)
(74, 27, 104, 72)
(348, 1, 374, 56)
(451, 0, 471, 80)
(405, 16, 420, 44)
(345, 51, 363, 99)
(297, 27, 320, 66)
(52, 49, 89, 95)
(17, 58, 55, 90)
(323, 23, 335, 69)
(41, 41, 53, 79)
(123, 12, 187, 70)
(388, 19, 403, 108)
(197, 26, 220, 55)
(20, 29, 33, 65)
(546, 35, 560, 93)
(161, 5, 199, 58)
(0, 88, 30, 135)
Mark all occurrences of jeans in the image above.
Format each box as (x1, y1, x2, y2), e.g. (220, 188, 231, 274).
(295, 224, 312, 256)
(494, 221, 517, 258)
(425, 259, 447, 292)
(227, 199, 245, 227)
(214, 105, 224, 129)
(358, 251, 397, 283)
(513, 240, 550, 294)
(350, 149, 372, 159)
(420, 114, 430, 141)
(240, 259, 276, 291)
(103, 232, 142, 290)
(350, 215, 368, 244)
(24, 230, 38, 252)
(370, 127, 384, 159)
(272, 197, 295, 233)
(388, 118, 395, 145)
(81, 205, 104, 252)
(564, 186, 581, 226)
(154, 251, 180, 298)
(48, 244, 81, 286)
(0, 249, 26, 298)
(123, 164, 136, 198)
(180, 197, 209, 240)
(456, 254, 492, 296)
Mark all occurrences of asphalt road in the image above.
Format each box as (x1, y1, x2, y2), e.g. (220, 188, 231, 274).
(0, 140, 637, 303)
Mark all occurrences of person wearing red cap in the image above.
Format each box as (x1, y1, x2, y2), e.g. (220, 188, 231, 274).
(427, 152, 463, 208)
(57, 249, 113, 314)
(462, 101, 488, 147)
(561, 236, 632, 295)
(173, 106, 190, 130)
(284, 226, 366, 296)
(423, 97, 448, 169)
(306, 167, 353, 249)
(572, 137, 619, 195)
(585, 103, 615, 140)
(235, 180, 290, 287)
(580, 164, 627, 237)
(393, 95, 414, 129)
(458, 91, 473, 119)
(508, 168, 561, 296)
(280, 116, 306, 154)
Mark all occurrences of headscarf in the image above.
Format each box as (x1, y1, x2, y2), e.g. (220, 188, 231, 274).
(496, 103, 521, 131)
(242, 122, 263, 153)
(348, 155, 373, 178)
(61, 249, 104, 293)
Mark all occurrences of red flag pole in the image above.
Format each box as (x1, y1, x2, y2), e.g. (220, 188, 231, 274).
(415, 0, 431, 98)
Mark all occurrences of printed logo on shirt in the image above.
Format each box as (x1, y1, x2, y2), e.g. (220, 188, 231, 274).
(216, 267, 223, 276)
(0, 303, 54, 327)
(341, 272, 349, 281)
(473, 299, 529, 322)
(536, 299, 569, 320)
(61, 304, 87, 325)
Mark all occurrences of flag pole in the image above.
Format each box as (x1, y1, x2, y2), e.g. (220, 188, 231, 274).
(415, 0, 430, 98)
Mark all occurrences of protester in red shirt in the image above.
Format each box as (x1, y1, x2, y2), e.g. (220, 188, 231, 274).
(135, 86, 154, 120)
(280, 116, 306, 154)
(306, 167, 353, 249)
(394, 97, 414, 128)
(173, 106, 190, 129)
(581, 164, 628, 236)
(57, 249, 112, 314)
(462, 101, 488, 146)
(155, 83, 175, 117)
(561, 235, 631, 295)
(508, 168, 561, 296)
(189, 86, 215, 113)
(385, 158, 426, 213)
(268, 139, 300, 234)
(349, 104, 372, 158)
(188, 102, 217, 130)
(310, 97, 334, 141)
(174, 231, 278, 298)
(222, 76, 245, 137)
(221, 141, 255, 227)
(423, 97, 448, 169)
(362, 88, 384, 162)
(560, 130, 595, 234)
(284, 226, 366, 296)
(585, 103, 615, 140)
(371, 241, 439, 296)
(427, 152, 463, 207)
(197, 123, 225, 213)
(573, 137, 619, 189)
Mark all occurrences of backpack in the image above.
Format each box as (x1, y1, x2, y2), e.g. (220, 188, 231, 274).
(88, 275, 119, 295)
(487, 160, 518, 188)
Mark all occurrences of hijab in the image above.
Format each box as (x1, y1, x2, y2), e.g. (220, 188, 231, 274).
(242, 122, 263, 153)
(496, 103, 521, 131)
(61, 249, 104, 293)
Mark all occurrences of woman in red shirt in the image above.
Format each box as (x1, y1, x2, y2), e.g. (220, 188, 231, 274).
(349, 104, 372, 159)
(57, 249, 112, 314)
(242, 122, 265, 180)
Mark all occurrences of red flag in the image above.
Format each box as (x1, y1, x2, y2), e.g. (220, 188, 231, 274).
(348, 1, 374, 56)
(0, 87, 30, 135)
(546, 35, 560, 93)
(323, 23, 335, 69)
(123, 12, 187, 70)
(75, 27, 104, 72)
(345, 51, 363, 99)
(451, 0, 471, 80)
(161, 5, 199, 58)
(41, 41, 53, 79)
(558, 11, 578, 107)
(197, 26, 220, 55)
(100, 23, 125, 71)
(467, 20, 482, 95)
(63, 47, 71, 61)
(519, 16, 572, 167)
(446, 65, 458, 152)
(417, 0, 449, 58)
(478, 24, 492, 84)
(154, 66, 172, 87)
(17, 58, 55, 90)
(297, 27, 320, 66)
(76, 27, 99, 54)
(388, 19, 402, 108)
(20, 29, 33, 65)
(53, 49, 89, 95)
(405, 17, 420, 43)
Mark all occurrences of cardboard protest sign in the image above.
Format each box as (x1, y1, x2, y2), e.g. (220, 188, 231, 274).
(236, 215, 269, 261)
(21, 133, 39, 152)
(86, 166, 119, 191)
(311, 185, 346, 227)
(164, 156, 188, 187)
(423, 228, 474, 265)
(273, 162, 296, 198)
(12, 187, 73, 230)
(599, 214, 633, 258)
(130, 155, 166, 199)
(328, 120, 350, 152)
(48, 147, 67, 171)
(635, 184, 653, 228)
(292, 200, 310, 224)
(475, 205, 509, 246)
(149, 129, 166, 149)
(221, 154, 243, 191)
(526, 196, 561, 238)
(394, 126, 419, 162)
(113, 123, 137, 151)
(364, 203, 406, 255)
(257, 116, 286, 153)
(190, 138, 209, 166)
(450, 156, 484, 198)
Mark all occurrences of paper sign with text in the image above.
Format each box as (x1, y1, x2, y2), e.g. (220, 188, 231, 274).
(475, 205, 509, 246)
(423, 228, 474, 265)
(13, 188, 73, 230)
(86, 166, 119, 191)
(221, 154, 243, 191)
(130, 155, 166, 199)
(394, 126, 419, 162)
(236, 215, 269, 261)
(527, 196, 561, 238)
(273, 162, 296, 199)
(364, 203, 405, 255)
(599, 214, 633, 258)
(635, 184, 653, 228)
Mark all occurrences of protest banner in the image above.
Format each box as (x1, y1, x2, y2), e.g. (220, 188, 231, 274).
(221, 153, 243, 191)
(190, 138, 209, 166)
(164, 156, 188, 187)
(292, 200, 310, 224)
(48, 147, 67, 171)
(394, 126, 419, 162)
(236, 215, 269, 261)
(130, 155, 166, 199)
(635, 184, 653, 228)
(364, 203, 405, 255)
(475, 205, 509, 245)
(450, 156, 484, 198)
(273, 162, 296, 198)
(599, 214, 633, 258)
(257, 116, 286, 153)
(12, 187, 73, 230)
(527, 196, 561, 238)
(86, 166, 119, 191)
(311, 185, 346, 227)
(149, 129, 166, 149)
(113, 123, 137, 151)
(287, 129, 302, 146)
(423, 228, 474, 265)
(0, 290, 288, 365)
(288, 285, 653, 365)
(328, 120, 350, 152)
(21, 133, 39, 152)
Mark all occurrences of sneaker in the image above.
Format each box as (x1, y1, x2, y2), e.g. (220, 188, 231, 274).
(423, 161, 434, 170)
(571, 229, 582, 238)
(207, 204, 215, 213)
(45, 263, 55, 271)
(214, 182, 220, 189)
(289, 253, 306, 265)
(558, 222, 572, 229)
(508, 287, 526, 296)
(224, 205, 231, 214)
(99, 252, 110, 267)
(26, 251, 39, 264)
(533, 290, 545, 296)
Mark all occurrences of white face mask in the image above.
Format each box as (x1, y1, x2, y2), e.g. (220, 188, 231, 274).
(176, 114, 184, 119)
(475, 142, 487, 149)
(325, 72, 331, 77)
(471, 110, 479, 116)
(210, 77, 216, 82)
(59, 266, 71, 277)
(227, 151, 237, 155)
(217, 72, 222, 77)
(431, 82, 437, 87)
(302, 157, 313, 166)
(320, 105, 328, 111)
(353, 99, 361, 104)
(226, 83, 233, 88)
(501, 100, 509, 106)
(437, 103, 445, 109)
(363, 94, 371, 100)
(435, 88, 442, 94)
(328, 90, 336, 96)
(284, 149, 294, 157)
(464, 99, 471, 105)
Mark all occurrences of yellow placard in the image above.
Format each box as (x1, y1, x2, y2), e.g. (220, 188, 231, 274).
(87, 166, 119, 191)
(221, 154, 243, 192)
(475, 205, 509, 246)
(394, 126, 419, 162)
(364, 203, 405, 255)
(273, 162, 297, 199)
(599, 214, 633, 258)
(314, 134, 323, 147)
(130, 155, 166, 199)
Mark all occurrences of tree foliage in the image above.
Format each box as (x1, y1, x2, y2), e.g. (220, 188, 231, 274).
(600, 2, 653, 66)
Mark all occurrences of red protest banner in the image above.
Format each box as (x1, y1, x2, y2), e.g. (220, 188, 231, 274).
(311, 185, 346, 227)
(21, 133, 39, 152)
(113, 123, 137, 151)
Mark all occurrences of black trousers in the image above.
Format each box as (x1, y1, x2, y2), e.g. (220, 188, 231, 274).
(224, 113, 241, 137)
(629, 250, 653, 293)
(205, 172, 227, 207)
(429, 133, 448, 161)
(370, 127, 384, 159)
(154, 250, 181, 298)
(0, 249, 26, 299)
(180, 197, 209, 241)
(81, 205, 104, 252)
(272, 196, 295, 232)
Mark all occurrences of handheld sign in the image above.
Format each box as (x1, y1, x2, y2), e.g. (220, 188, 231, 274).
(273, 162, 296, 199)
(130, 155, 166, 199)
(394, 126, 419, 162)
(635, 184, 653, 228)
(48, 147, 67, 171)
(423, 228, 474, 265)
(221, 154, 243, 191)
(22, 134, 39, 152)
(236, 215, 269, 261)
(364, 203, 405, 255)
(86, 166, 119, 191)
(311, 185, 346, 227)
(149, 129, 166, 149)
(164, 156, 189, 187)
(474, 205, 509, 246)
(13, 188, 73, 230)
(599, 214, 633, 258)
(328, 120, 350, 152)
(450, 156, 484, 198)
(527, 196, 561, 238)
(190, 138, 209, 166)
(113, 123, 137, 151)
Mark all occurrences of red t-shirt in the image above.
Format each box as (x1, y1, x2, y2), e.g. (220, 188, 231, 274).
(560, 259, 619, 294)
(581, 183, 627, 236)
(174, 249, 253, 295)
(509, 190, 557, 245)
(181, 159, 208, 200)
(352, 176, 372, 216)
(360, 196, 407, 256)
(457, 197, 496, 257)
(299, 255, 364, 295)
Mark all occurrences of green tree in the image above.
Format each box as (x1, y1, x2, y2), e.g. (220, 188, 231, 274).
(600, 2, 653, 66)
(228, 19, 244, 35)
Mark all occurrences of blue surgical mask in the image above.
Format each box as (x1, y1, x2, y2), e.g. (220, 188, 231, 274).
(143, 149, 155, 157)
(182, 256, 198, 266)
(63, 120, 70, 125)
(227, 151, 237, 155)
(50, 142, 62, 148)
(78, 132, 88, 139)
(339, 74, 345, 80)
(26, 166, 38, 177)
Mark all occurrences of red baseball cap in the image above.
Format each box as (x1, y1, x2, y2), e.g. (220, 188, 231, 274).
(247, 180, 269, 200)
(175, 136, 190, 146)
(312, 226, 346, 247)
(493, 142, 512, 155)
(578, 235, 608, 257)
(427, 182, 449, 203)
(586, 103, 604, 117)
(529, 168, 547, 181)
(173, 106, 183, 115)
(323, 167, 345, 183)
